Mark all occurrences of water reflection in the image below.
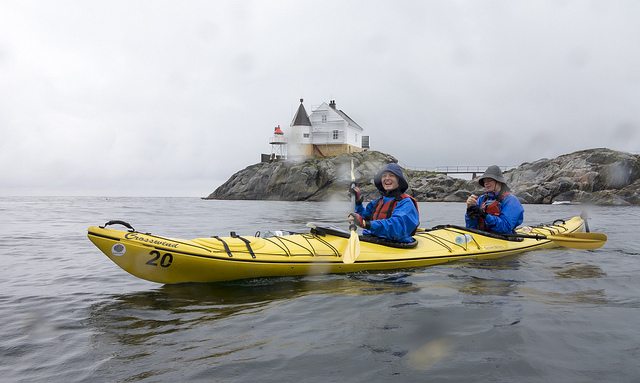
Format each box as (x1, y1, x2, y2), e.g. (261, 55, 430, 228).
(451, 260, 611, 305)
(88, 274, 419, 347)
(456, 256, 524, 270)
(443, 257, 524, 298)
(457, 277, 521, 297)
(552, 263, 607, 279)
(518, 287, 609, 305)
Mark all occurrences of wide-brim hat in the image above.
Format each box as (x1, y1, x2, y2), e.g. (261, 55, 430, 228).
(374, 163, 409, 193)
(478, 165, 507, 187)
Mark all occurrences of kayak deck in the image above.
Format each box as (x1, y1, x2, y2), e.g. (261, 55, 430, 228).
(87, 216, 585, 284)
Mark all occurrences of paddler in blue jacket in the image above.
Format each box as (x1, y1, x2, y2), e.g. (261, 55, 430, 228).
(465, 165, 524, 234)
(349, 163, 420, 243)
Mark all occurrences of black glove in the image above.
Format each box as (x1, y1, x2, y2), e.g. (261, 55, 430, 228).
(466, 205, 487, 219)
(348, 213, 370, 229)
(349, 185, 363, 204)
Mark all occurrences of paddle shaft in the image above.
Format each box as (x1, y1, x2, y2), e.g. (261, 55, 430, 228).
(506, 232, 605, 241)
(422, 223, 605, 249)
(344, 160, 360, 263)
(506, 233, 548, 241)
(351, 181, 356, 208)
(505, 231, 606, 250)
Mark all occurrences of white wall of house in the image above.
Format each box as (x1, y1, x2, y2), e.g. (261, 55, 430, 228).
(309, 102, 363, 148)
(343, 125, 362, 147)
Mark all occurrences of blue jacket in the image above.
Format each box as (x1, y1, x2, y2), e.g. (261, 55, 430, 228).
(355, 196, 420, 243)
(465, 192, 524, 234)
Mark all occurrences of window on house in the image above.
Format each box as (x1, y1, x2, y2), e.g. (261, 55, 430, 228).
(322, 114, 327, 123)
(303, 133, 310, 138)
(333, 130, 339, 140)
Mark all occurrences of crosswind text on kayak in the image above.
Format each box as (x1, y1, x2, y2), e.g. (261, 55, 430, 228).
(124, 233, 179, 248)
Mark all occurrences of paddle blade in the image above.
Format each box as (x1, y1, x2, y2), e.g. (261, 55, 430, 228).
(343, 226, 360, 264)
(547, 232, 607, 250)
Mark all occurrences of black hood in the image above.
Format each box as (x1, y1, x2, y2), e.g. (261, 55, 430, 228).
(374, 163, 409, 194)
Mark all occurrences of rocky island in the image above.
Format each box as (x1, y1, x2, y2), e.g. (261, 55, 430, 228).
(205, 148, 640, 206)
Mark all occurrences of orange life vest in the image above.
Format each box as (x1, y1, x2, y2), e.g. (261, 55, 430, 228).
(371, 194, 419, 235)
(478, 192, 510, 231)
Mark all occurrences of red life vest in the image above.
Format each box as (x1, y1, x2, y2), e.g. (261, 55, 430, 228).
(478, 192, 510, 231)
(371, 194, 419, 235)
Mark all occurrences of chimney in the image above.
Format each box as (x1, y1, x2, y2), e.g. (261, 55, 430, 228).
(329, 100, 336, 109)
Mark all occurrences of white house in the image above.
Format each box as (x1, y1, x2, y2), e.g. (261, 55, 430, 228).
(286, 98, 368, 158)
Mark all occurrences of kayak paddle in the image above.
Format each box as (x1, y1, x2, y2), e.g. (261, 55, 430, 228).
(344, 159, 360, 264)
(511, 232, 607, 250)
(416, 225, 607, 250)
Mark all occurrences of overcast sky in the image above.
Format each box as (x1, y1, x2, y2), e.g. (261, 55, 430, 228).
(1, 0, 639, 197)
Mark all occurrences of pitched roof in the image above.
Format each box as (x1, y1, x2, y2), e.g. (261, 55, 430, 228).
(334, 109, 363, 130)
(291, 98, 312, 126)
(327, 99, 363, 130)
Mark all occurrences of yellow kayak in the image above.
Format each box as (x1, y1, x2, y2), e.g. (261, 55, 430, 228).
(87, 216, 594, 284)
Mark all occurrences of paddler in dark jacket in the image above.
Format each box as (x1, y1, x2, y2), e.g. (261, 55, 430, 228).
(349, 163, 420, 243)
(465, 165, 524, 234)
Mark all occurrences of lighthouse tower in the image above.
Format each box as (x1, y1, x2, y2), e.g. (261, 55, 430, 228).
(268, 125, 287, 161)
(287, 98, 313, 158)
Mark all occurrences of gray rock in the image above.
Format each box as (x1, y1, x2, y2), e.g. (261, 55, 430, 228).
(205, 148, 640, 205)
(504, 148, 640, 205)
(206, 151, 398, 201)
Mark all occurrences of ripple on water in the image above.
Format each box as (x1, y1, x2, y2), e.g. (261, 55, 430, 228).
(2, 198, 640, 382)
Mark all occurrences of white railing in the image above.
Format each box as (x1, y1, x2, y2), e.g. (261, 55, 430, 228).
(310, 130, 346, 144)
(400, 163, 517, 174)
(269, 135, 287, 144)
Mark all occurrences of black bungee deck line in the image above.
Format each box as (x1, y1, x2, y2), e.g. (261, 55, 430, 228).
(230, 232, 256, 258)
(211, 236, 233, 257)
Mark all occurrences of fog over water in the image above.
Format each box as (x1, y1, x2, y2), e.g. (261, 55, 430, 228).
(1, 1, 639, 197)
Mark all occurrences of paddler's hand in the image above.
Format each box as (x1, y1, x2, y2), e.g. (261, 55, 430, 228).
(348, 213, 370, 229)
(466, 194, 478, 207)
(466, 205, 486, 219)
(349, 185, 363, 204)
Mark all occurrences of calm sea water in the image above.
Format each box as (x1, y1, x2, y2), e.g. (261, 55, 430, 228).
(1, 197, 639, 382)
